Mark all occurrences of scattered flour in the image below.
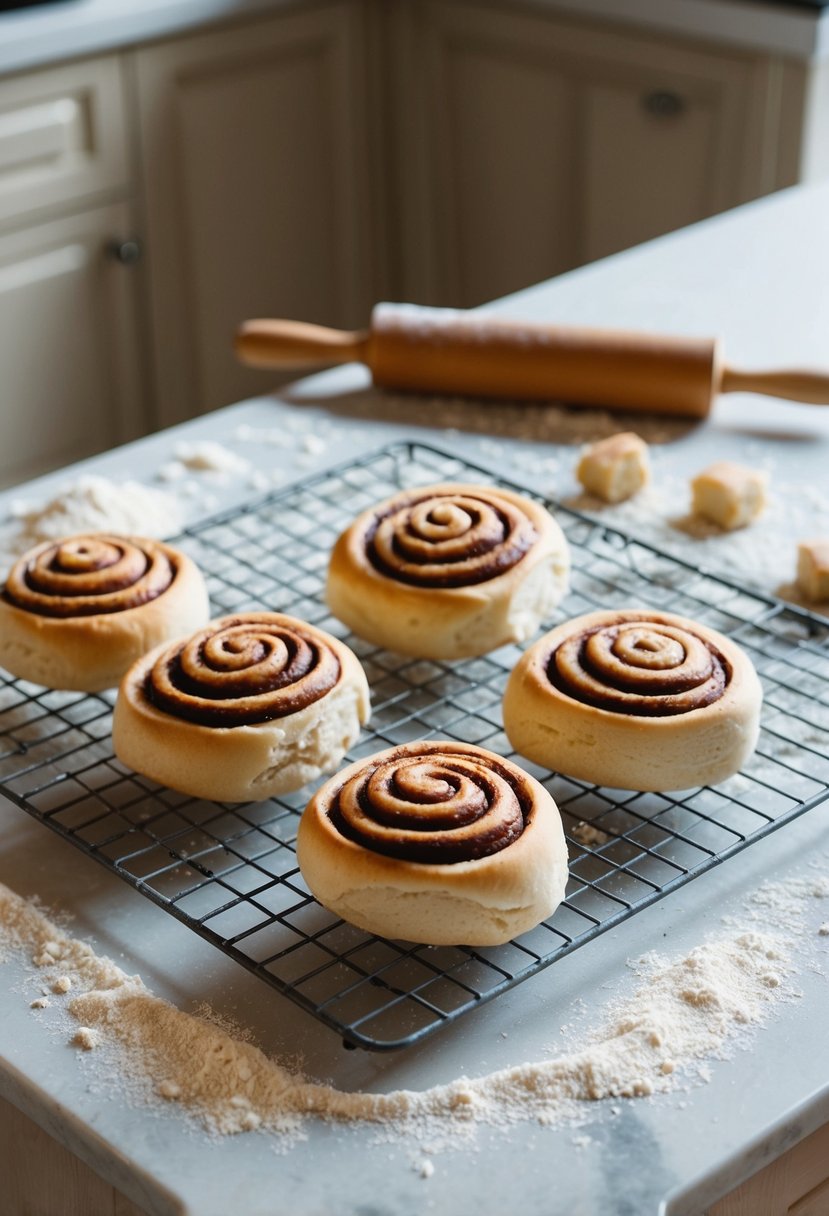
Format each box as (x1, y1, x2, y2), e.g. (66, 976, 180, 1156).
(172, 441, 251, 479)
(0, 870, 825, 1147)
(0, 476, 184, 572)
(562, 472, 829, 611)
(571, 821, 610, 847)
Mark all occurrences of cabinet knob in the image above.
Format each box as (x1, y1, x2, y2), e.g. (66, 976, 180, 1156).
(107, 237, 143, 265)
(642, 90, 686, 119)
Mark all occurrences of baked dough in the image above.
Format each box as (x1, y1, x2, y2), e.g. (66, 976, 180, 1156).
(503, 609, 762, 792)
(326, 482, 570, 659)
(576, 432, 650, 503)
(690, 461, 767, 530)
(796, 539, 829, 603)
(112, 612, 370, 802)
(0, 534, 210, 692)
(296, 740, 569, 946)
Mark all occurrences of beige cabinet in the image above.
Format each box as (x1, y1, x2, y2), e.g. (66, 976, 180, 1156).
(388, 0, 808, 307)
(709, 1119, 829, 1215)
(133, 2, 376, 426)
(0, 203, 146, 485)
(0, 55, 145, 487)
(1, 0, 829, 479)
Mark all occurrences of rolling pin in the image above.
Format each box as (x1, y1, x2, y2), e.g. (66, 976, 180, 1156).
(234, 304, 829, 419)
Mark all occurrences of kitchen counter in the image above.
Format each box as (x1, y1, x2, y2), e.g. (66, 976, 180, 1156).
(2, 181, 829, 1215)
(1, 0, 828, 76)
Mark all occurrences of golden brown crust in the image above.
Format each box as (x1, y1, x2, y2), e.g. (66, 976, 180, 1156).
(503, 608, 763, 791)
(326, 483, 570, 659)
(296, 740, 569, 945)
(0, 535, 210, 692)
(112, 613, 371, 802)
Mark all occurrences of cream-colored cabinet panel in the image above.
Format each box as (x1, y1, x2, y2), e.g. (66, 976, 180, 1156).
(390, 1, 794, 307)
(0, 1095, 149, 1216)
(0, 55, 130, 231)
(134, 3, 374, 426)
(0, 203, 146, 487)
(709, 1119, 829, 1215)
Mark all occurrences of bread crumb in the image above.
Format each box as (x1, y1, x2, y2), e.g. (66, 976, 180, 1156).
(30, 997, 50, 1010)
(690, 462, 767, 531)
(157, 1080, 182, 1100)
(571, 821, 609, 847)
(576, 432, 650, 504)
(51, 976, 72, 994)
(796, 539, 829, 603)
(72, 1027, 98, 1051)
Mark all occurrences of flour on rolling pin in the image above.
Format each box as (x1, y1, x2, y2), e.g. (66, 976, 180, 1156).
(372, 303, 556, 346)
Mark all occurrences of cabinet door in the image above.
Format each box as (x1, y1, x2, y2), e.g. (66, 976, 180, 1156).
(135, 3, 375, 426)
(391, 0, 785, 307)
(0, 203, 146, 488)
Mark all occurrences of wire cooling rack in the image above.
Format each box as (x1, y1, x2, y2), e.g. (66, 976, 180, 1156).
(2, 440, 829, 1051)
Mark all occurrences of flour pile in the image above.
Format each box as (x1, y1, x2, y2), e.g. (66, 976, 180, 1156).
(0, 476, 184, 572)
(2, 870, 826, 1143)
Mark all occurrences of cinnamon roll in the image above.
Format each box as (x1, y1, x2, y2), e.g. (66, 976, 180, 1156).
(326, 483, 569, 659)
(503, 609, 763, 791)
(0, 535, 209, 692)
(296, 740, 569, 945)
(113, 613, 370, 802)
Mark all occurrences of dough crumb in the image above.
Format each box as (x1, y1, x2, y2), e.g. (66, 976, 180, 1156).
(571, 821, 609, 847)
(796, 539, 829, 603)
(576, 432, 649, 504)
(72, 1027, 98, 1051)
(690, 461, 767, 531)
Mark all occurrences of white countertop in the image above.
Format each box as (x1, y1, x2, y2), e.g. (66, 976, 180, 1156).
(2, 182, 829, 1215)
(1, 0, 828, 78)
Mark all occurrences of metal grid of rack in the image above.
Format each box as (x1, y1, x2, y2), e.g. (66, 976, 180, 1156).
(2, 440, 828, 1050)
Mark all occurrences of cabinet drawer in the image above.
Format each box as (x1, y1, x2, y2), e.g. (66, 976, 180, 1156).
(0, 54, 129, 229)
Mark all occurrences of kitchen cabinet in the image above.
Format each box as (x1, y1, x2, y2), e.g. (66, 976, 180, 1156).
(709, 1119, 829, 1215)
(1, 1095, 147, 1216)
(133, 2, 377, 426)
(0, 203, 146, 485)
(0, 54, 146, 485)
(1, 0, 829, 477)
(387, 0, 810, 307)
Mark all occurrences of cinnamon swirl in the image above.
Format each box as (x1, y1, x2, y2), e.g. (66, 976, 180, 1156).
(503, 609, 762, 791)
(0, 535, 209, 692)
(326, 483, 569, 659)
(296, 740, 569, 945)
(113, 613, 370, 802)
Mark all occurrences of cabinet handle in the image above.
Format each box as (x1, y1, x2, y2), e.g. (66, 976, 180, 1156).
(107, 238, 143, 266)
(642, 90, 685, 119)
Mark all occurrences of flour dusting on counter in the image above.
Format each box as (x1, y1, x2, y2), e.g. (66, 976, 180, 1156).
(0, 871, 825, 1147)
(0, 476, 184, 572)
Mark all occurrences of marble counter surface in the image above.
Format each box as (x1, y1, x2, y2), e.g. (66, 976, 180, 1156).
(2, 182, 829, 1215)
(1, 0, 827, 77)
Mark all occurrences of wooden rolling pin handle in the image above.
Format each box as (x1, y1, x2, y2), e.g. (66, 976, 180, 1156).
(720, 365, 829, 405)
(234, 319, 370, 369)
